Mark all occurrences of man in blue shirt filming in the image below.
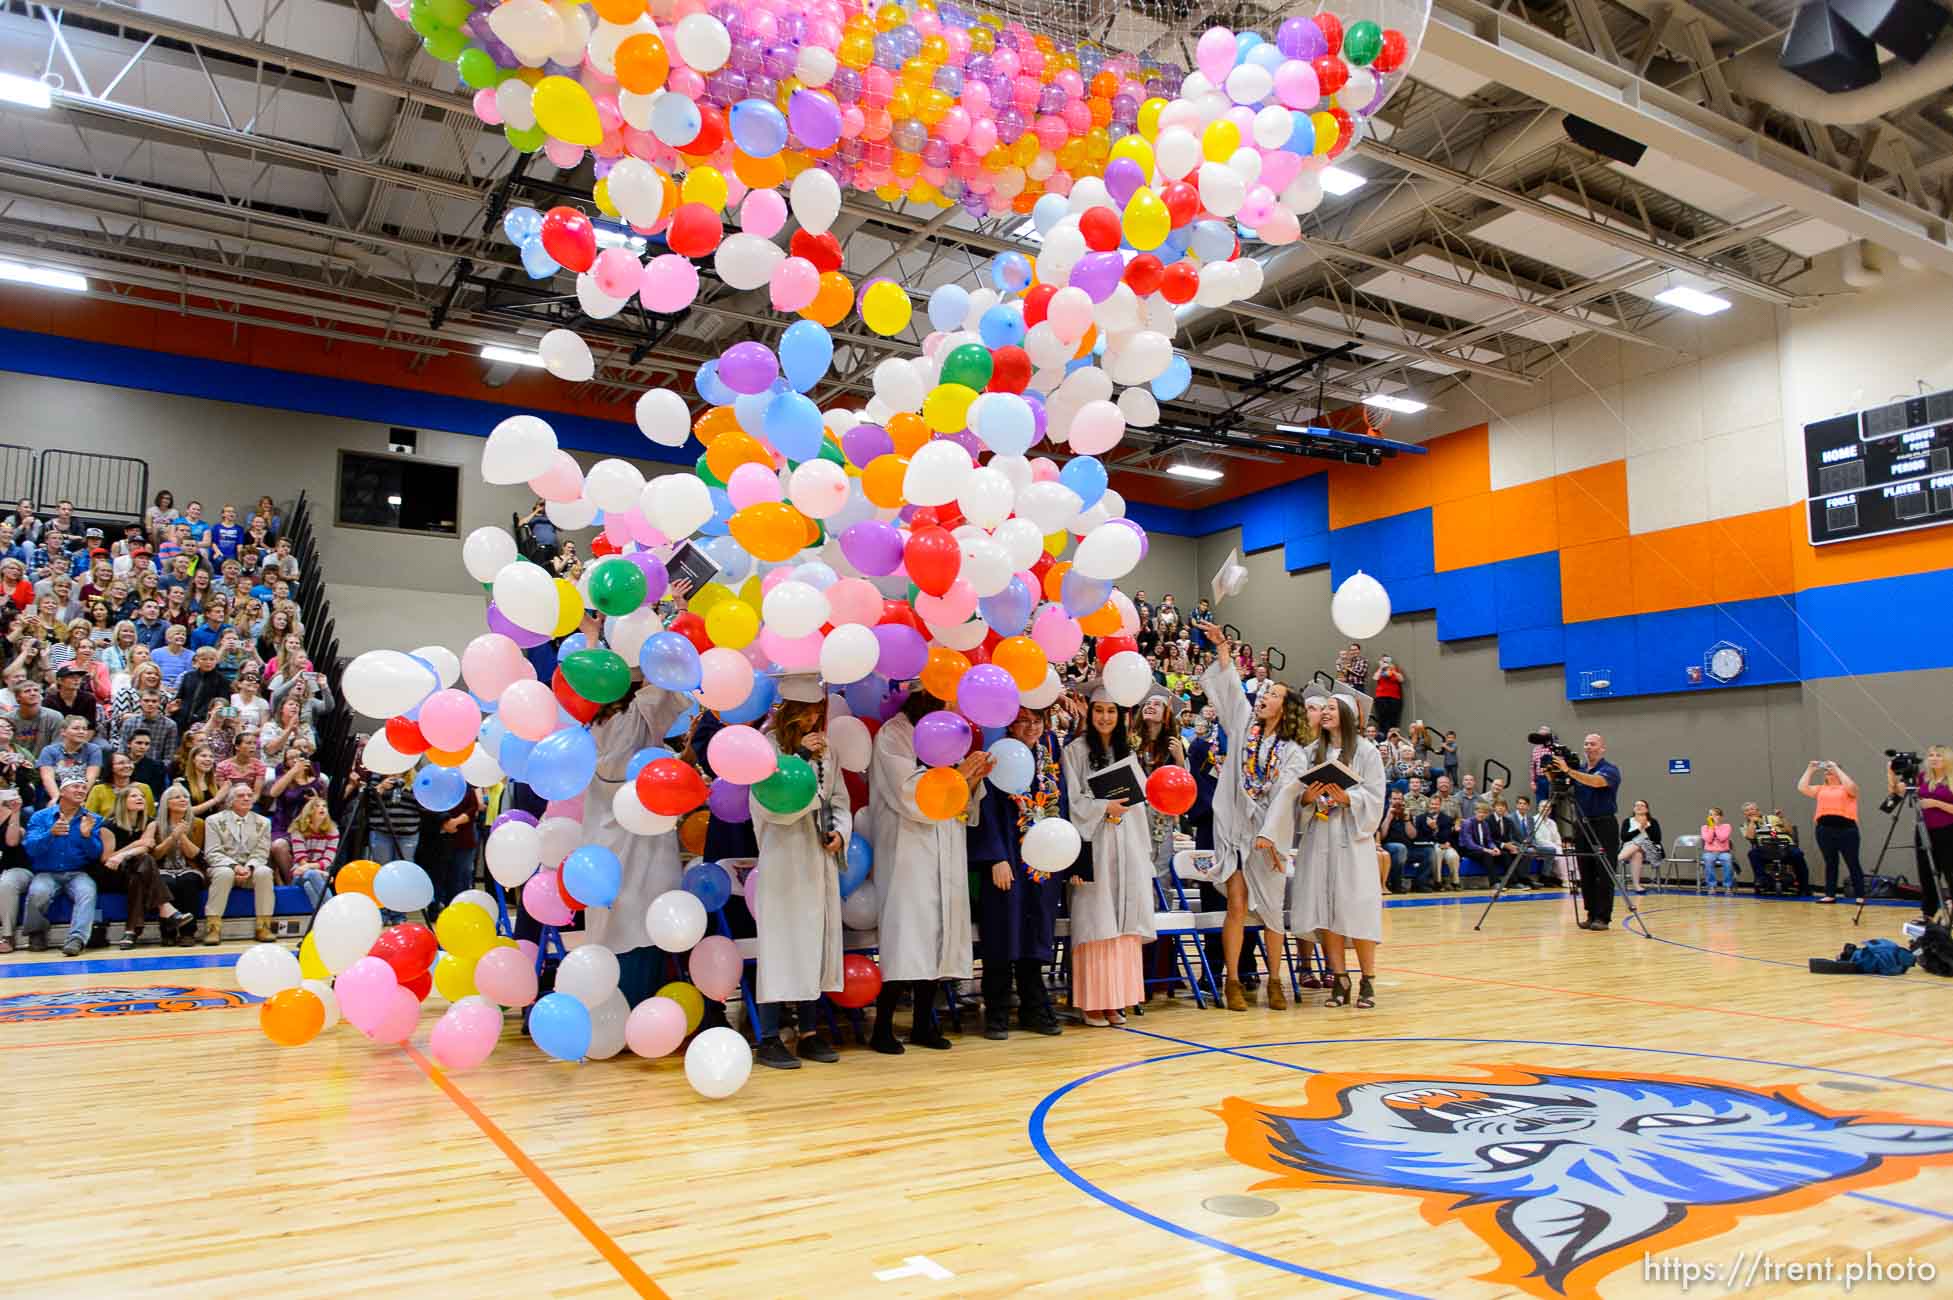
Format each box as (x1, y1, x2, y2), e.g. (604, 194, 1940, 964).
(1544, 731, 1622, 930)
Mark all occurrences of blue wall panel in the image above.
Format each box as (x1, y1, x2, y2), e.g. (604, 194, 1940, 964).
(1124, 500, 1193, 536)
(1434, 563, 1498, 641)
(1498, 625, 1565, 670)
(1633, 606, 1719, 695)
(1561, 615, 1637, 698)
(1493, 552, 1563, 631)
(1328, 508, 1434, 588)
(1283, 532, 1329, 572)
(1796, 568, 1953, 680)
(1710, 597, 1802, 685)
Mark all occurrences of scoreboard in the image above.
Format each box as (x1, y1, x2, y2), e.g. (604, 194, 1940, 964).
(1803, 387, 1953, 545)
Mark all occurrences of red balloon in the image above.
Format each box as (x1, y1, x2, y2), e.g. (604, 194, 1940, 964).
(1159, 261, 1198, 305)
(371, 923, 439, 982)
(1123, 253, 1164, 296)
(402, 969, 433, 1002)
(878, 599, 924, 633)
(636, 757, 708, 816)
(1029, 552, 1055, 584)
(988, 345, 1031, 393)
(1161, 181, 1200, 228)
(665, 203, 722, 258)
(551, 667, 600, 725)
(1313, 54, 1349, 98)
(1313, 10, 1344, 56)
(904, 525, 960, 597)
(1095, 634, 1137, 665)
(1020, 282, 1056, 327)
(590, 535, 619, 558)
(1078, 206, 1121, 253)
(686, 105, 727, 156)
(842, 769, 869, 814)
(668, 610, 712, 653)
(789, 228, 844, 272)
(1326, 107, 1356, 158)
(1373, 28, 1409, 72)
(385, 715, 429, 756)
(1145, 764, 1197, 816)
(539, 205, 596, 273)
(558, 869, 587, 911)
(829, 953, 883, 1008)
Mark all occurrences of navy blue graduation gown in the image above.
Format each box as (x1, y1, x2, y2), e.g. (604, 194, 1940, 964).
(967, 736, 1068, 964)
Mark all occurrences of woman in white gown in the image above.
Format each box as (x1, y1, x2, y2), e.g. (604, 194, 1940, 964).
(1062, 687, 1158, 1026)
(868, 690, 992, 1053)
(749, 674, 849, 1070)
(1257, 684, 1387, 1008)
(1191, 619, 1313, 1011)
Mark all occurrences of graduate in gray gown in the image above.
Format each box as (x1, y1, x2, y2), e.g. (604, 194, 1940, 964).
(1061, 685, 1158, 1026)
(1257, 683, 1387, 1009)
(1192, 619, 1313, 1012)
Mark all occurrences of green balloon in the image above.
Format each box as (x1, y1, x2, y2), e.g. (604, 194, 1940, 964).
(589, 559, 648, 617)
(695, 452, 727, 489)
(560, 649, 632, 705)
(754, 754, 818, 814)
(817, 438, 845, 467)
(457, 46, 500, 91)
(940, 342, 993, 390)
(1343, 20, 1383, 66)
(407, 0, 443, 37)
(429, 0, 473, 25)
(422, 27, 467, 62)
(505, 123, 546, 154)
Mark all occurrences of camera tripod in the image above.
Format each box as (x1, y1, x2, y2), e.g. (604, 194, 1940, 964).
(1471, 762, 1653, 937)
(1852, 785, 1949, 928)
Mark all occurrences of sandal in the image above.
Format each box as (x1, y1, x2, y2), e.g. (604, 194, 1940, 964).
(1109, 1011, 1127, 1026)
(1356, 976, 1376, 1009)
(1082, 1013, 1111, 1028)
(118, 930, 139, 949)
(1325, 973, 1352, 1007)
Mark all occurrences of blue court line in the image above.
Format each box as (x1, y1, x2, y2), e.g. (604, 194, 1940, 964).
(0, 953, 240, 979)
(1846, 1192, 1953, 1222)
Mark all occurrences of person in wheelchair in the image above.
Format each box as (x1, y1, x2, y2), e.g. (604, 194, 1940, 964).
(1741, 803, 1810, 896)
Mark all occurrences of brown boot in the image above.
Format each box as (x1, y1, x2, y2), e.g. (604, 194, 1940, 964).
(254, 920, 275, 942)
(1266, 976, 1289, 1010)
(203, 917, 223, 946)
(1224, 978, 1248, 1012)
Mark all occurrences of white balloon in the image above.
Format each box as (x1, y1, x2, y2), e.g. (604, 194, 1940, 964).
(1022, 817, 1082, 872)
(587, 988, 630, 1060)
(615, 89, 655, 133)
(1282, 172, 1324, 216)
(644, 889, 708, 952)
(1197, 161, 1247, 217)
(1101, 488, 1127, 519)
(585, 14, 653, 74)
(1331, 571, 1393, 639)
(715, 233, 785, 291)
(1196, 261, 1241, 308)
(300, 978, 340, 1030)
(343, 650, 436, 718)
(789, 167, 841, 234)
(644, 473, 712, 538)
(1235, 258, 1266, 298)
(361, 730, 418, 776)
(556, 943, 622, 1009)
(959, 536, 1013, 597)
(819, 623, 880, 684)
(584, 458, 645, 513)
(605, 606, 662, 664)
(485, 820, 542, 888)
(495, 77, 538, 131)
(452, 889, 499, 919)
(1021, 666, 1063, 709)
(842, 877, 879, 930)
(492, 560, 560, 635)
(828, 714, 872, 772)
(576, 272, 630, 321)
(539, 328, 594, 382)
(612, 781, 676, 835)
(545, 495, 598, 531)
(635, 388, 692, 448)
(1073, 522, 1143, 580)
(761, 580, 829, 638)
(796, 44, 836, 86)
(462, 528, 518, 585)
(312, 893, 382, 975)
(486, 0, 562, 64)
(235, 943, 301, 998)
(1118, 387, 1160, 427)
(545, 0, 591, 69)
(684, 1025, 753, 1099)
(1253, 104, 1293, 149)
(1155, 126, 1200, 180)
(1228, 146, 1263, 185)
(927, 618, 988, 651)
(1065, 177, 1111, 214)
(992, 516, 1045, 570)
(673, 11, 730, 71)
(957, 466, 1015, 530)
(788, 459, 851, 519)
(903, 439, 973, 507)
(873, 356, 925, 411)
(1039, 228, 1086, 289)
(537, 816, 582, 871)
(1102, 650, 1152, 706)
(1024, 320, 1069, 369)
(482, 414, 558, 485)
(1017, 481, 1084, 534)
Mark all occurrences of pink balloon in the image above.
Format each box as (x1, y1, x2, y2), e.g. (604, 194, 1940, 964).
(825, 577, 883, 627)
(472, 88, 504, 126)
(417, 688, 482, 752)
(1274, 58, 1321, 110)
(603, 513, 632, 546)
(688, 934, 743, 1002)
(1259, 148, 1304, 194)
(523, 869, 577, 926)
(1029, 456, 1061, 483)
(335, 955, 399, 1030)
(697, 647, 756, 710)
(725, 462, 784, 509)
(476, 946, 539, 1008)
(592, 246, 642, 300)
(430, 997, 504, 1070)
(758, 627, 823, 670)
(706, 724, 778, 784)
(366, 984, 422, 1044)
(915, 579, 977, 626)
(1196, 26, 1237, 83)
(742, 865, 761, 922)
(516, 939, 539, 962)
(529, 449, 584, 502)
(544, 795, 585, 821)
(543, 137, 585, 170)
(462, 632, 534, 701)
(740, 188, 787, 238)
(1031, 602, 1084, 661)
(640, 253, 701, 313)
(624, 995, 688, 1057)
(770, 256, 820, 312)
(499, 679, 560, 741)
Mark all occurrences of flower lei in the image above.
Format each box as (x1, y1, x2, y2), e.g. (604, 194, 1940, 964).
(1240, 724, 1289, 805)
(1013, 739, 1063, 882)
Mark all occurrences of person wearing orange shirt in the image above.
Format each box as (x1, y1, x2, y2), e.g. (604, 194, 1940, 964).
(1797, 760, 1863, 904)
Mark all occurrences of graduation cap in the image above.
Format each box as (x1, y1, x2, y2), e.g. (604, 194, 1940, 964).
(1333, 681, 1373, 726)
(1209, 548, 1247, 606)
(772, 670, 824, 703)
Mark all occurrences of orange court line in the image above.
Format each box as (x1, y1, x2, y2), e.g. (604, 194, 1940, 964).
(403, 1043, 670, 1299)
(1383, 964, 1953, 1047)
(0, 1022, 261, 1050)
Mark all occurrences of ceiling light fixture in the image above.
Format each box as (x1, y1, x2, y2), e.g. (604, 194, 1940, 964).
(1654, 285, 1732, 316)
(593, 225, 647, 252)
(1319, 166, 1367, 196)
(0, 72, 52, 109)
(480, 344, 546, 367)
(1362, 393, 1427, 414)
(0, 258, 86, 292)
(1167, 463, 1224, 482)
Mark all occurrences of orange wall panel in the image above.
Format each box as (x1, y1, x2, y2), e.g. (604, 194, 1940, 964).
(1431, 493, 1493, 572)
(1630, 525, 1715, 613)
(1326, 422, 1489, 529)
(1559, 539, 1635, 622)
(1707, 507, 1800, 605)
(1552, 462, 1629, 547)
(1792, 517, 1953, 591)
(1483, 477, 1561, 565)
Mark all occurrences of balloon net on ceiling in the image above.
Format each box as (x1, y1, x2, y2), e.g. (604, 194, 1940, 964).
(975, 0, 1429, 65)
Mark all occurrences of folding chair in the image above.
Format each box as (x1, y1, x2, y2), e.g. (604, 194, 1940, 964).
(1149, 875, 1217, 1007)
(1667, 834, 1704, 892)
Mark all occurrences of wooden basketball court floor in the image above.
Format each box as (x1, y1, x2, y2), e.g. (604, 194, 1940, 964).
(5, 890, 1951, 1300)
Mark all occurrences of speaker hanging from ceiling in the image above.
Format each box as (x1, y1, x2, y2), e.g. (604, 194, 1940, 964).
(1828, 0, 1949, 64)
(1563, 115, 1648, 166)
(1780, 0, 1883, 92)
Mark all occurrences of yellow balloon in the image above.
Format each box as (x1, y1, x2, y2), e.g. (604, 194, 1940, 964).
(434, 901, 498, 962)
(736, 574, 764, 607)
(1310, 110, 1340, 157)
(551, 578, 583, 637)
(531, 75, 602, 146)
(680, 165, 729, 213)
(704, 599, 759, 649)
(1108, 133, 1155, 177)
(591, 177, 619, 218)
(433, 951, 478, 1002)
(1122, 187, 1169, 251)
(1201, 118, 1240, 163)
(298, 930, 328, 981)
(657, 979, 705, 1032)
(1043, 528, 1068, 557)
(922, 382, 978, 434)
(688, 580, 731, 616)
(860, 279, 912, 336)
(1137, 96, 1166, 139)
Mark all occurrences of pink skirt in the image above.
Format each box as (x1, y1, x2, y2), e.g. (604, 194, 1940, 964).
(1072, 936, 1144, 1011)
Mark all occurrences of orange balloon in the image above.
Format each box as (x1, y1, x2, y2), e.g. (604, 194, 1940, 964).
(1041, 560, 1072, 603)
(679, 810, 709, 857)
(425, 742, 474, 768)
(1073, 324, 1098, 360)
(1077, 600, 1122, 636)
(705, 429, 771, 482)
(991, 635, 1048, 688)
(733, 149, 786, 191)
(694, 404, 740, 444)
(729, 501, 811, 562)
(590, 0, 645, 21)
(260, 987, 326, 1046)
(336, 859, 380, 901)
(915, 765, 970, 821)
(802, 270, 854, 327)
(919, 645, 970, 701)
(861, 453, 910, 508)
(886, 411, 930, 457)
(613, 31, 669, 93)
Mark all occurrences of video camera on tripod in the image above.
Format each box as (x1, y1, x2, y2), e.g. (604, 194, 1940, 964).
(1528, 727, 1579, 800)
(1881, 748, 1922, 814)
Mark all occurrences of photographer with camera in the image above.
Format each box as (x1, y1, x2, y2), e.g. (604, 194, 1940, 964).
(1541, 731, 1621, 930)
(1797, 759, 1864, 905)
(1886, 746, 1950, 918)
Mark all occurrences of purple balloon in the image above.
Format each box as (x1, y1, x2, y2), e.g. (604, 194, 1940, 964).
(1104, 157, 1145, 207)
(492, 809, 539, 831)
(627, 551, 670, 603)
(913, 709, 974, 767)
(717, 341, 779, 395)
(1110, 516, 1150, 561)
(957, 663, 1020, 728)
(486, 602, 551, 648)
(789, 87, 842, 149)
(840, 520, 904, 575)
(944, 429, 985, 460)
(873, 622, 928, 679)
(707, 776, 752, 823)
(842, 421, 893, 467)
(1069, 251, 1126, 304)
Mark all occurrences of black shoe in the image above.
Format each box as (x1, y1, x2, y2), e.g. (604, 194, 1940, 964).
(87, 923, 109, 950)
(797, 1034, 839, 1063)
(869, 1023, 905, 1055)
(909, 1028, 953, 1050)
(982, 1020, 1008, 1040)
(755, 1037, 801, 1070)
(1024, 1016, 1062, 1036)
(26, 932, 47, 952)
(1583, 919, 1610, 930)
(1509, 880, 1530, 890)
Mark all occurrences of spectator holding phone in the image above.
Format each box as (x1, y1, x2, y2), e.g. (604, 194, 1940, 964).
(21, 776, 113, 956)
(1798, 759, 1864, 904)
(284, 795, 338, 910)
(1700, 807, 1735, 893)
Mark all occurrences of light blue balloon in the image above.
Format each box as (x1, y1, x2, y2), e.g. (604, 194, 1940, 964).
(625, 746, 676, 780)
(927, 282, 970, 333)
(765, 390, 826, 460)
(556, 631, 589, 657)
(499, 731, 537, 781)
(1234, 31, 1263, 64)
(374, 860, 434, 912)
(1151, 354, 1192, 401)
(1030, 192, 1069, 236)
(733, 386, 774, 436)
(640, 631, 702, 692)
(1191, 220, 1235, 261)
(979, 575, 1035, 636)
(529, 992, 592, 1061)
(987, 737, 1035, 794)
(697, 485, 734, 537)
(1161, 225, 1193, 260)
(777, 320, 833, 395)
(696, 358, 738, 407)
(977, 392, 1035, 456)
(1060, 569, 1113, 616)
(649, 93, 701, 152)
(563, 844, 623, 908)
(728, 98, 788, 157)
(477, 715, 510, 757)
(700, 534, 752, 583)
(978, 302, 1026, 348)
(665, 697, 699, 740)
(526, 726, 598, 801)
(717, 672, 776, 725)
(1284, 110, 1316, 156)
(1059, 455, 1107, 509)
(503, 206, 543, 245)
(793, 560, 838, 590)
(990, 251, 1032, 293)
(1247, 40, 1285, 72)
(520, 238, 560, 280)
(413, 765, 467, 812)
(840, 834, 872, 897)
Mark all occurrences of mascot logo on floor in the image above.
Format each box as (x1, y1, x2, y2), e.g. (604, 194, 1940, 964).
(1218, 1065, 1953, 1299)
(0, 986, 257, 1023)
